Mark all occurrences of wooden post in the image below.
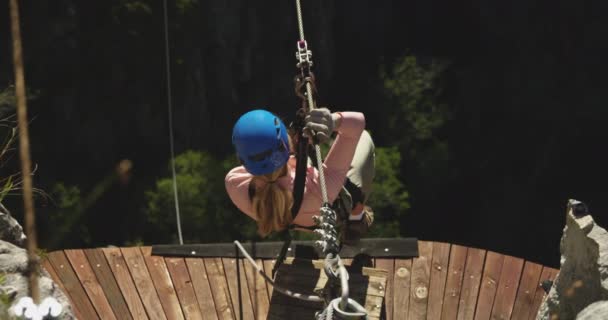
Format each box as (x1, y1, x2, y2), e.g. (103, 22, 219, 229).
(9, 0, 40, 303)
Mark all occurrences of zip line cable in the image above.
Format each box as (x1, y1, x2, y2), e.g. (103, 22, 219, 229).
(162, 0, 184, 245)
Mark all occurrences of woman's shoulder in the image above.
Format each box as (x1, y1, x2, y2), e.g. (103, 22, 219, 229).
(225, 165, 252, 183)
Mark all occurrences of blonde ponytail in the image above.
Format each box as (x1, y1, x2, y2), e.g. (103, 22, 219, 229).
(251, 165, 293, 237)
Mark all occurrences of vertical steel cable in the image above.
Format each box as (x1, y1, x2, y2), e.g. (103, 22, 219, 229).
(295, 0, 329, 204)
(162, 0, 184, 245)
(9, 0, 40, 303)
(295, 0, 305, 40)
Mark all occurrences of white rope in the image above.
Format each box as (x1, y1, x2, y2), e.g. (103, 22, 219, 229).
(234, 241, 323, 302)
(163, 0, 184, 245)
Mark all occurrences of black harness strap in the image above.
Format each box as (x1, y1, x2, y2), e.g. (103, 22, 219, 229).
(272, 108, 309, 278)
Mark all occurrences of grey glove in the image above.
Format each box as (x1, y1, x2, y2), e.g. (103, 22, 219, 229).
(304, 108, 339, 143)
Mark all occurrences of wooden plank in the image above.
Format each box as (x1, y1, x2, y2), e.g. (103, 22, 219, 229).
(243, 259, 270, 319)
(65, 249, 117, 320)
(84, 249, 133, 320)
(528, 267, 559, 320)
(457, 248, 486, 320)
(185, 258, 219, 320)
(441, 245, 468, 320)
(262, 259, 275, 300)
(121, 247, 167, 320)
(222, 258, 255, 320)
(42, 259, 84, 320)
(473, 251, 504, 320)
(47, 251, 100, 319)
(204, 258, 235, 320)
(408, 240, 433, 320)
(141, 246, 153, 256)
(365, 272, 388, 320)
(427, 242, 451, 320)
(490, 255, 524, 319)
(141, 249, 185, 320)
(511, 261, 543, 320)
(393, 259, 412, 320)
(152, 238, 419, 259)
(103, 248, 149, 320)
(375, 259, 394, 320)
(165, 258, 203, 320)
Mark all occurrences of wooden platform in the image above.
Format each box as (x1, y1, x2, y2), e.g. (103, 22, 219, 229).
(42, 241, 559, 320)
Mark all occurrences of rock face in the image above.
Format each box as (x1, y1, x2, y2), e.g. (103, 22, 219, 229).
(576, 301, 608, 319)
(0, 203, 26, 247)
(536, 199, 608, 319)
(0, 205, 75, 319)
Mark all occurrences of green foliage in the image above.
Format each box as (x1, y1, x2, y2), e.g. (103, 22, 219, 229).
(381, 55, 448, 144)
(367, 146, 410, 237)
(145, 150, 257, 243)
(46, 183, 91, 249)
(379, 54, 450, 220)
(176, 0, 199, 15)
(0, 87, 16, 117)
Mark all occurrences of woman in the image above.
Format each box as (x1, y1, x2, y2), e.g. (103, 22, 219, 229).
(225, 107, 375, 243)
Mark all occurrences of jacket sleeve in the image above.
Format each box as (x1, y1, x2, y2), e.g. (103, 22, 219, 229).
(320, 111, 365, 202)
(225, 166, 257, 220)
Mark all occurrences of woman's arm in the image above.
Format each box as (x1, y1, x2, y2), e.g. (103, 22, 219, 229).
(320, 111, 366, 202)
(225, 166, 257, 220)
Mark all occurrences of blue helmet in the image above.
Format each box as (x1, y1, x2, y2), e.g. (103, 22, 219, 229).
(232, 109, 290, 175)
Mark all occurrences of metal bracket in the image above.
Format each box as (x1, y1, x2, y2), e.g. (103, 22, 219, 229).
(296, 40, 313, 69)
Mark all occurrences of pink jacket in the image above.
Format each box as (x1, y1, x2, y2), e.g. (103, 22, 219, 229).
(225, 112, 365, 228)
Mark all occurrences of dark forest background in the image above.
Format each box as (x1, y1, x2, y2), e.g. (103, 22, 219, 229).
(1, 0, 607, 268)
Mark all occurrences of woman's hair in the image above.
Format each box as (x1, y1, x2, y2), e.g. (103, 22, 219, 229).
(251, 165, 293, 237)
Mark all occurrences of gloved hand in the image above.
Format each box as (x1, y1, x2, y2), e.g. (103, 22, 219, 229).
(304, 108, 340, 143)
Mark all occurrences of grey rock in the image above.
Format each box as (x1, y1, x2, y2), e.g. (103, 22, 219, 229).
(0, 203, 26, 247)
(576, 301, 608, 319)
(0, 240, 76, 319)
(536, 199, 608, 319)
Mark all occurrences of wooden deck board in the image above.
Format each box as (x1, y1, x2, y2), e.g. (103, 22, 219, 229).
(375, 258, 395, 320)
(204, 258, 236, 320)
(43, 242, 559, 320)
(222, 258, 255, 320)
(165, 258, 203, 320)
(393, 258, 413, 320)
(121, 247, 167, 320)
(441, 245, 468, 320)
(427, 242, 451, 320)
(262, 259, 275, 300)
(408, 240, 434, 320)
(490, 255, 524, 319)
(474, 251, 504, 320)
(65, 249, 117, 320)
(103, 248, 149, 320)
(141, 248, 185, 320)
(511, 261, 543, 320)
(243, 258, 270, 319)
(84, 249, 133, 320)
(457, 248, 486, 320)
(186, 257, 219, 320)
(42, 257, 84, 320)
(47, 250, 100, 320)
